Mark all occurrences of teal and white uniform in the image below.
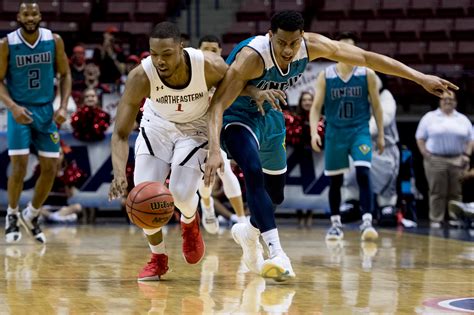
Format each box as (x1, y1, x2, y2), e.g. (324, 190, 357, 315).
(323, 65, 372, 175)
(224, 34, 308, 174)
(6, 28, 59, 157)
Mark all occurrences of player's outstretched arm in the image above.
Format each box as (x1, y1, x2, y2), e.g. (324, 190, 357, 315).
(305, 33, 458, 98)
(204, 48, 263, 186)
(53, 34, 71, 124)
(309, 71, 325, 152)
(367, 69, 384, 154)
(109, 66, 150, 200)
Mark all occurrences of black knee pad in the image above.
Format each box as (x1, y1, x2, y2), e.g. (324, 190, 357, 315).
(264, 173, 285, 205)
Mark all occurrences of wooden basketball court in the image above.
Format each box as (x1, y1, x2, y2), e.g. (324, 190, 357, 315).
(1, 223, 472, 314)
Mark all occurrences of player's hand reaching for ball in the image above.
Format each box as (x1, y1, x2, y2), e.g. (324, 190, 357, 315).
(53, 107, 67, 125)
(11, 104, 33, 124)
(253, 89, 287, 115)
(419, 74, 458, 98)
(108, 175, 128, 201)
(204, 149, 224, 187)
(311, 133, 322, 152)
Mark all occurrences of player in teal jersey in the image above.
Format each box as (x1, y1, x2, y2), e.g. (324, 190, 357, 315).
(0, 2, 71, 244)
(204, 11, 457, 281)
(310, 33, 383, 242)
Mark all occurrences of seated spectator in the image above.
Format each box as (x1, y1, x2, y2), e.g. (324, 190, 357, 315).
(70, 45, 87, 94)
(38, 146, 83, 224)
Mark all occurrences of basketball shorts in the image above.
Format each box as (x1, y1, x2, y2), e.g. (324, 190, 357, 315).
(135, 109, 208, 172)
(7, 103, 60, 157)
(324, 124, 372, 175)
(222, 107, 286, 175)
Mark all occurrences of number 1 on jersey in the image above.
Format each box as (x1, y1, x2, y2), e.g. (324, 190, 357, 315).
(176, 103, 184, 112)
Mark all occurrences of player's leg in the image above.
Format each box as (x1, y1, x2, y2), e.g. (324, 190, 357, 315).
(324, 129, 349, 241)
(171, 136, 210, 265)
(351, 132, 378, 241)
(18, 106, 61, 244)
(220, 152, 246, 223)
(256, 110, 295, 281)
(222, 125, 268, 275)
(134, 154, 171, 281)
(5, 110, 33, 243)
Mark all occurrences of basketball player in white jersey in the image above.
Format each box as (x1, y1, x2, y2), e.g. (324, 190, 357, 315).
(198, 35, 247, 234)
(108, 22, 230, 280)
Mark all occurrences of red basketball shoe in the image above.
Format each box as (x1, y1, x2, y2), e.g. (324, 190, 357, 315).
(138, 253, 169, 281)
(181, 213, 205, 264)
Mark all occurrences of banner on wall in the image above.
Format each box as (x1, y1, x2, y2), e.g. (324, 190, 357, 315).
(0, 132, 330, 213)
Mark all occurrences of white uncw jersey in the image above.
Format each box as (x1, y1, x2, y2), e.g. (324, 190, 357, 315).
(141, 47, 209, 123)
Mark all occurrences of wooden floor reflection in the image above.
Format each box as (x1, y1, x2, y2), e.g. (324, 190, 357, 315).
(0, 224, 472, 314)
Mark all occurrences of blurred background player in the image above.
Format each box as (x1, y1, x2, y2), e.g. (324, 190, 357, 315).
(416, 91, 473, 228)
(198, 34, 246, 234)
(341, 73, 401, 227)
(311, 32, 384, 242)
(0, 2, 71, 244)
(108, 22, 229, 280)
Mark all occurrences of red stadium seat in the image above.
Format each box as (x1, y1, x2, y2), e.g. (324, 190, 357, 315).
(107, 1, 135, 21)
(391, 19, 423, 40)
(408, 0, 438, 17)
(61, 1, 91, 15)
(236, 0, 271, 22)
(309, 19, 338, 38)
(274, 0, 305, 12)
(452, 18, 474, 40)
(369, 42, 397, 57)
(122, 22, 153, 35)
(438, 0, 471, 17)
(222, 21, 256, 43)
(426, 41, 456, 62)
(362, 19, 393, 41)
(48, 22, 79, 33)
(454, 41, 474, 66)
(319, 0, 351, 19)
(396, 41, 427, 63)
(135, 1, 167, 21)
(435, 64, 464, 78)
(350, 0, 380, 18)
(421, 18, 453, 40)
(379, 0, 409, 18)
(338, 20, 366, 37)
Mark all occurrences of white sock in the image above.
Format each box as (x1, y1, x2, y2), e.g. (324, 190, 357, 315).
(25, 204, 40, 220)
(237, 216, 247, 224)
(202, 198, 214, 212)
(362, 213, 373, 223)
(181, 213, 196, 224)
(7, 206, 19, 215)
(331, 215, 342, 226)
(261, 229, 284, 258)
(149, 242, 166, 254)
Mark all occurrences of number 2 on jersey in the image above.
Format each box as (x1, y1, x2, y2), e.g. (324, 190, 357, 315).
(28, 69, 40, 89)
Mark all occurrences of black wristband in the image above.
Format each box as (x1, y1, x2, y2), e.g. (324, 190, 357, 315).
(463, 153, 471, 158)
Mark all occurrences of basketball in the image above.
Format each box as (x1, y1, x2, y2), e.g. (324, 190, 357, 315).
(126, 181, 174, 229)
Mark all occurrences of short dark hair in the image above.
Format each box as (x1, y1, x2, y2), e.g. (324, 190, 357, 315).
(336, 32, 358, 43)
(199, 35, 221, 48)
(150, 22, 181, 41)
(270, 10, 304, 33)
